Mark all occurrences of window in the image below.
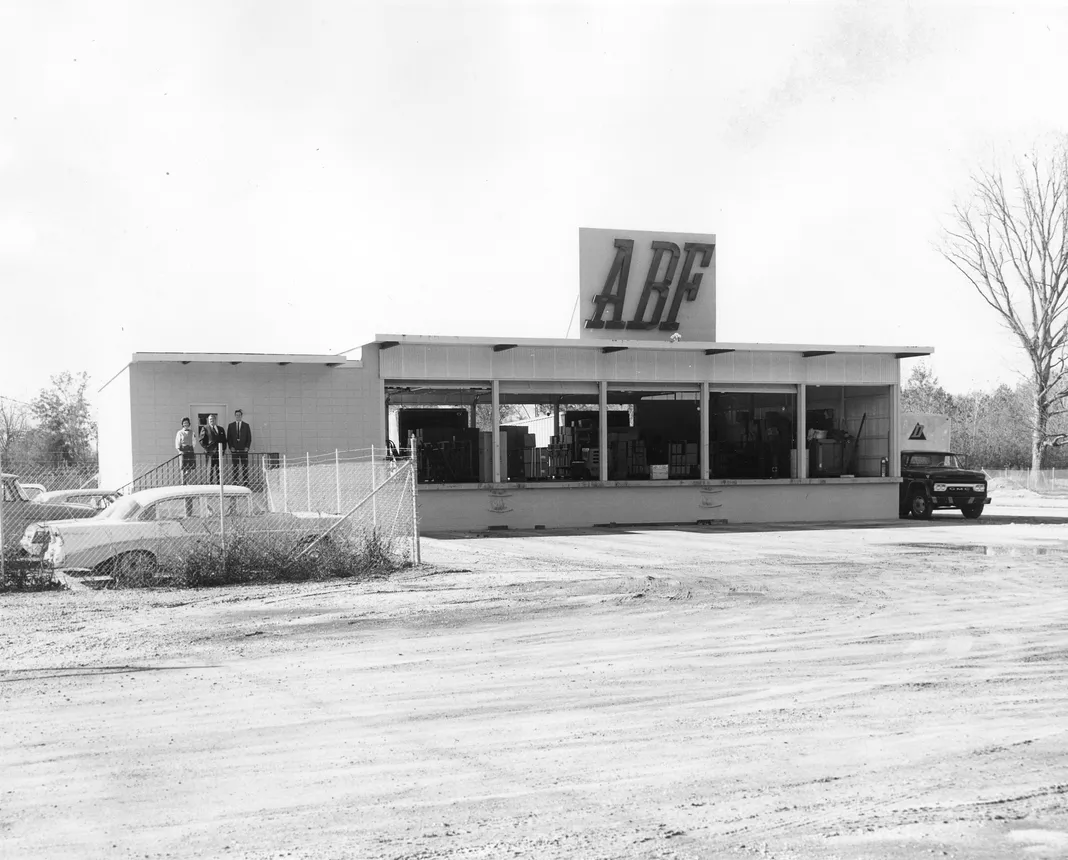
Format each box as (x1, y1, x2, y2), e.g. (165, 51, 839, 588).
(155, 497, 210, 519)
(806, 385, 892, 477)
(709, 391, 796, 479)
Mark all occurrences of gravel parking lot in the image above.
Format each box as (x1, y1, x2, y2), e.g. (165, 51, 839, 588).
(2, 494, 1067, 860)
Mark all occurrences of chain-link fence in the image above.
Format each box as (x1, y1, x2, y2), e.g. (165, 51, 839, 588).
(1, 448, 419, 590)
(983, 468, 1068, 494)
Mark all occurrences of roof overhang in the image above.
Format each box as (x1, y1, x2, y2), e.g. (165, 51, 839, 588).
(370, 333, 933, 359)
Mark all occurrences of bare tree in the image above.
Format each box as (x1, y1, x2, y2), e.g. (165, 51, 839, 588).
(0, 397, 32, 466)
(941, 143, 1068, 470)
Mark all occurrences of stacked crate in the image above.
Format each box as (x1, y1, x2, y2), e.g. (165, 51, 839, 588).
(669, 442, 699, 478)
(625, 440, 648, 478)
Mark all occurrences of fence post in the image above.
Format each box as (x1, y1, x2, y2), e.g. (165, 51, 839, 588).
(335, 449, 341, 514)
(218, 446, 226, 575)
(371, 445, 378, 530)
(410, 456, 420, 565)
(0, 452, 5, 583)
(306, 453, 311, 512)
(282, 454, 288, 513)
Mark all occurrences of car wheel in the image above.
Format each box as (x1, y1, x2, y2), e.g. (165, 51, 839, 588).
(909, 490, 933, 520)
(108, 551, 158, 586)
(301, 535, 332, 562)
(961, 502, 984, 520)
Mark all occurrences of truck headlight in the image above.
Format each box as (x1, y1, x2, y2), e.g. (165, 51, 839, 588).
(974, 483, 986, 493)
(934, 483, 947, 493)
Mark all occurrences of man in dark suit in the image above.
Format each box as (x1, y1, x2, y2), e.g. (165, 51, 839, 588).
(227, 409, 253, 486)
(199, 413, 226, 484)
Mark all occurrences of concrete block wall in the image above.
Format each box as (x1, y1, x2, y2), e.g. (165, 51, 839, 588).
(417, 480, 900, 532)
(122, 359, 383, 479)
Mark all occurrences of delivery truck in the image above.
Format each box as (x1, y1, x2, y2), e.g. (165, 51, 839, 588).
(899, 413, 991, 520)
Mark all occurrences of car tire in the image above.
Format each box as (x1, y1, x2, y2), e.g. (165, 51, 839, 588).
(104, 551, 158, 586)
(909, 489, 934, 520)
(300, 534, 332, 562)
(961, 502, 984, 520)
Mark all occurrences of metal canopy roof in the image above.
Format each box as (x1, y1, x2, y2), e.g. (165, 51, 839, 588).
(371, 333, 933, 359)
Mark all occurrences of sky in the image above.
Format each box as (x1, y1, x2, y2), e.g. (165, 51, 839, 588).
(2, 0, 1067, 409)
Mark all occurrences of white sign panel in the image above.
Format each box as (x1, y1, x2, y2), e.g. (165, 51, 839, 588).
(578, 228, 717, 341)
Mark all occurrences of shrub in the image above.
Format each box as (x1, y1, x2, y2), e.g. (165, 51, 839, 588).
(145, 528, 409, 589)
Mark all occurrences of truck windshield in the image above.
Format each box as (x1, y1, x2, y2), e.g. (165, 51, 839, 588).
(905, 452, 961, 469)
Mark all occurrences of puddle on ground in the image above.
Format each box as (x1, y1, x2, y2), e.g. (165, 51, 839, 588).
(904, 543, 1064, 556)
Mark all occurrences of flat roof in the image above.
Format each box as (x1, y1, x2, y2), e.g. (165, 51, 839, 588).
(371, 333, 933, 358)
(131, 352, 356, 365)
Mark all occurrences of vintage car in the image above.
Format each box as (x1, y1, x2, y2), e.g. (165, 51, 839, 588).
(2, 473, 100, 554)
(31, 488, 120, 511)
(23, 484, 340, 574)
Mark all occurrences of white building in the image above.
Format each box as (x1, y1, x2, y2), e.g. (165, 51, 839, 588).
(98, 228, 932, 531)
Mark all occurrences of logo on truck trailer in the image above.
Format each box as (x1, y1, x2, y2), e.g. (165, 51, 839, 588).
(908, 423, 927, 441)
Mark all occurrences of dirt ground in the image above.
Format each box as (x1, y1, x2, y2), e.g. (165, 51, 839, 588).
(3, 495, 1068, 860)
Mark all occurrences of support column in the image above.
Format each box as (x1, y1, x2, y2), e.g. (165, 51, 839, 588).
(598, 381, 608, 482)
(380, 379, 389, 447)
(889, 383, 901, 477)
(491, 379, 501, 484)
(700, 382, 710, 480)
(797, 384, 807, 479)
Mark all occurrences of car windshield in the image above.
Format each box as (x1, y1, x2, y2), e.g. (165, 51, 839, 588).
(94, 496, 142, 521)
(906, 452, 961, 469)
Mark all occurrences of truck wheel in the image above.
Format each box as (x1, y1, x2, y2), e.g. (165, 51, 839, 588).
(909, 490, 933, 520)
(961, 502, 984, 520)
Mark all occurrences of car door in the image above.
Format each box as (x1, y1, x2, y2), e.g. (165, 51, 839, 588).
(144, 495, 213, 565)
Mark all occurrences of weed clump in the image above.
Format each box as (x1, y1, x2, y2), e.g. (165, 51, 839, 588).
(0, 550, 61, 593)
(169, 528, 408, 589)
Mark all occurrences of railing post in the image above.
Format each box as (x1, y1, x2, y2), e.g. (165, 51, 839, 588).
(335, 449, 341, 514)
(282, 454, 288, 513)
(306, 453, 312, 512)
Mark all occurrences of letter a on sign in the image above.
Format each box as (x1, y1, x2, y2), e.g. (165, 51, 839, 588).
(585, 238, 634, 329)
(908, 423, 926, 441)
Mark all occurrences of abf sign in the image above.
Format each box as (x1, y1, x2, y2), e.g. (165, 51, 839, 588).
(579, 228, 716, 341)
